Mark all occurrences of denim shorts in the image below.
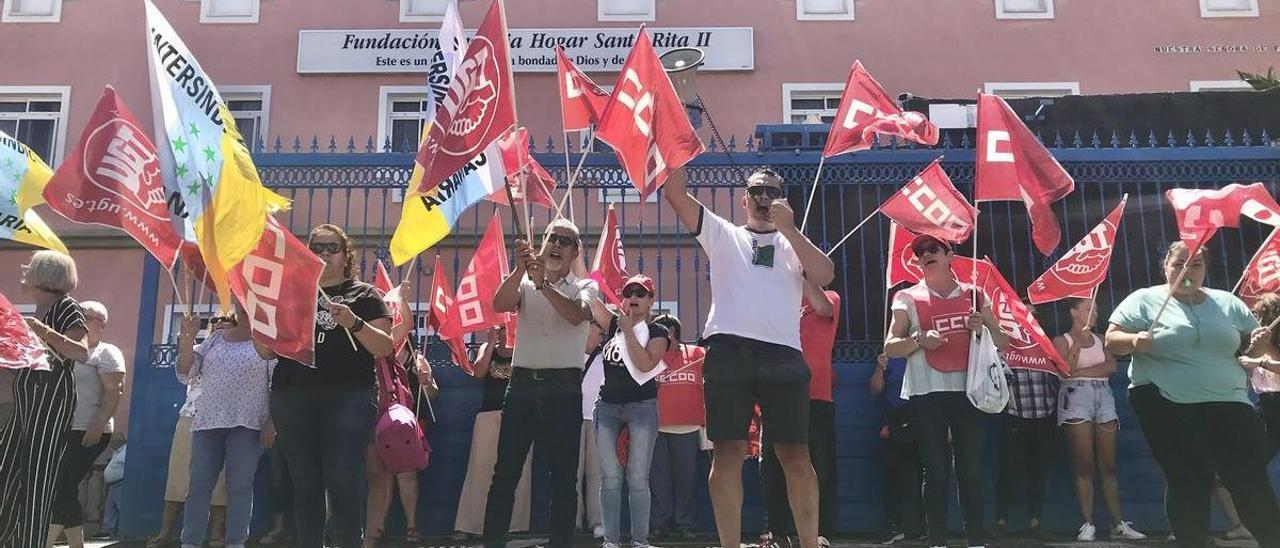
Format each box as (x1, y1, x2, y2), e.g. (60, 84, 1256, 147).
(1058, 378, 1118, 425)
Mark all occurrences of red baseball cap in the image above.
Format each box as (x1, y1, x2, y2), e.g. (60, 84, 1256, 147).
(909, 233, 952, 256)
(622, 274, 656, 295)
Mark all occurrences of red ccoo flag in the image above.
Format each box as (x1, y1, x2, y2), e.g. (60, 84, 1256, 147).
(1027, 196, 1127, 305)
(226, 216, 324, 366)
(428, 255, 473, 373)
(879, 158, 977, 244)
(451, 217, 509, 335)
(414, 0, 517, 194)
(590, 204, 628, 305)
(489, 127, 557, 209)
(976, 258, 1069, 374)
(1166, 183, 1280, 254)
(557, 46, 611, 132)
(44, 86, 183, 267)
(0, 290, 50, 371)
(823, 61, 938, 158)
(1239, 228, 1280, 308)
(975, 93, 1074, 256)
(595, 26, 704, 201)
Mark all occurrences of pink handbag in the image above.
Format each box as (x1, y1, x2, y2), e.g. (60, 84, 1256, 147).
(373, 352, 430, 473)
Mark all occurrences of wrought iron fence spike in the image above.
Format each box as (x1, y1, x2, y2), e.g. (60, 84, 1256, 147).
(1109, 130, 1119, 149)
(366, 136, 375, 153)
(1167, 130, 1177, 148)
(1072, 130, 1084, 148)
(728, 135, 737, 152)
(347, 137, 356, 153)
(310, 136, 320, 153)
(1089, 131, 1100, 148)
(545, 135, 555, 153)
(1204, 129, 1215, 147)
(960, 132, 971, 149)
(1053, 131, 1064, 148)
(273, 136, 282, 153)
(1224, 129, 1235, 147)
(1129, 130, 1139, 149)
(328, 136, 338, 153)
(292, 136, 302, 153)
(1243, 128, 1254, 146)
(1186, 130, 1197, 147)
(1262, 128, 1272, 143)
(1148, 129, 1158, 148)
(383, 136, 393, 153)
(942, 131, 954, 148)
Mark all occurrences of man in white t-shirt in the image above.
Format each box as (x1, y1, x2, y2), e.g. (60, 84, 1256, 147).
(664, 167, 835, 548)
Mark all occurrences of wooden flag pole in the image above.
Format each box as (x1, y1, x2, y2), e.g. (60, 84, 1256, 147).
(554, 131, 595, 220)
(799, 156, 828, 233)
(562, 131, 575, 224)
(1148, 229, 1212, 330)
(165, 265, 188, 314)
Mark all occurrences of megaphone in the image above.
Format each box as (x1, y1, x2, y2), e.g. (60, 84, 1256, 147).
(659, 47, 706, 110)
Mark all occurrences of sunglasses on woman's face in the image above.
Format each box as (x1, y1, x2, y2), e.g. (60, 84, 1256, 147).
(747, 186, 782, 200)
(309, 242, 342, 255)
(544, 234, 577, 249)
(622, 288, 651, 299)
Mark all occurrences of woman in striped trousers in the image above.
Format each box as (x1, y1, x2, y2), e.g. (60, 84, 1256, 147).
(0, 250, 89, 548)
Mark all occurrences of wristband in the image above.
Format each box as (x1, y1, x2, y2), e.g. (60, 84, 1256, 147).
(350, 318, 365, 333)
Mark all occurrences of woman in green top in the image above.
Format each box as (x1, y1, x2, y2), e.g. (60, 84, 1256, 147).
(1105, 241, 1280, 548)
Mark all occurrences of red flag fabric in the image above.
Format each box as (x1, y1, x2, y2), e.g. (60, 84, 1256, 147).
(975, 258, 1069, 374)
(488, 127, 557, 209)
(43, 86, 183, 267)
(1166, 183, 1280, 253)
(427, 255, 474, 373)
(226, 216, 324, 366)
(557, 46, 611, 132)
(1028, 197, 1127, 304)
(414, 0, 517, 194)
(1240, 228, 1280, 308)
(0, 291, 50, 371)
(451, 218, 509, 335)
(590, 204, 628, 305)
(595, 27, 704, 200)
(879, 159, 977, 243)
(373, 261, 408, 349)
(822, 61, 938, 158)
(885, 223, 983, 288)
(975, 93, 1075, 256)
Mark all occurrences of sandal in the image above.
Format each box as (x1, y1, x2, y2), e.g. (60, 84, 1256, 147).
(208, 539, 225, 548)
(145, 536, 171, 548)
(259, 530, 290, 545)
(362, 528, 383, 548)
(405, 526, 421, 543)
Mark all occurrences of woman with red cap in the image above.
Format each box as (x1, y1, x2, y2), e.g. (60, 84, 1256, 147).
(884, 234, 1009, 548)
(590, 274, 670, 548)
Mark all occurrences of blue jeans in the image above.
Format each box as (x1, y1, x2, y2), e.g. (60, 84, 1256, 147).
(182, 427, 264, 548)
(271, 388, 378, 548)
(595, 399, 659, 546)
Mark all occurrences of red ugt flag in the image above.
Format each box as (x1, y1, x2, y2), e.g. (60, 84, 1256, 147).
(227, 216, 324, 366)
(590, 204, 628, 305)
(414, 0, 517, 194)
(975, 259, 1068, 374)
(879, 158, 977, 243)
(1027, 196, 1127, 304)
(0, 291, 50, 371)
(451, 217, 509, 335)
(1166, 183, 1280, 254)
(975, 93, 1075, 256)
(428, 255, 473, 373)
(595, 26, 704, 200)
(557, 46, 611, 132)
(488, 127, 557, 209)
(884, 223, 985, 289)
(44, 86, 183, 267)
(822, 61, 938, 158)
(1239, 228, 1280, 308)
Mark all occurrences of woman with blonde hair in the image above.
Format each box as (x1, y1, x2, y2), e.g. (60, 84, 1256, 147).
(0, 250, 90, 548)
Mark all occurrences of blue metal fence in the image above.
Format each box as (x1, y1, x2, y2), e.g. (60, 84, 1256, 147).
(119, 130, 1280, 539)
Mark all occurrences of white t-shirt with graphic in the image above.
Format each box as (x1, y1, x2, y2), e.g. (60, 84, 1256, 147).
(694, 207, 804, 350)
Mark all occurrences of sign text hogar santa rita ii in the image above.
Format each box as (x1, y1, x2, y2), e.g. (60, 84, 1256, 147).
(297, 27, 753, 74)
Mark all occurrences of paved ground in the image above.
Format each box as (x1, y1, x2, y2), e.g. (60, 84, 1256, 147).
(81, 536, 1261, 548)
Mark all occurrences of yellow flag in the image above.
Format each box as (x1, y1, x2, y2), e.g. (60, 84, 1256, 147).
(1, 130, 65, 252)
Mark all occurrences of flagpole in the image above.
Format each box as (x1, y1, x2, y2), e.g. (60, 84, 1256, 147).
(1148, 229, 1211, 330)
(799, 156, 827, 234)
(554, 132, 595, 220)
(495, 0, 526, 243)
(165, 265, 188, 313)
(824, 209, 880, 257)
(1232, 226, 1278, 295)
(562, 131, 575, 224)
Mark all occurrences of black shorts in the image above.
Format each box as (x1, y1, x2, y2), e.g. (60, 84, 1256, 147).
(703, 334, 812, 445)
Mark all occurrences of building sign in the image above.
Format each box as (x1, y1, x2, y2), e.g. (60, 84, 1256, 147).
(297, 27, 753, 74)
(1154, 43, 1280, 54)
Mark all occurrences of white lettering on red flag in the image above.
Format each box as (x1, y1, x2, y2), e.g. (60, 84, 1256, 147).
(227, 216, 324, 366)
(976, 258, 1068, 374)
(428, 254, 475, 373)
(1027, 197, 1127, 305)
(822, 61, 938, 158)
(1166, 183, 1280, 253)
(1240, 228, 1280, 308)
(557, 46, 611, 132)
(879, 158, 977, 243)
(590, 204, 628, 304)
(453, 217, 509, 334)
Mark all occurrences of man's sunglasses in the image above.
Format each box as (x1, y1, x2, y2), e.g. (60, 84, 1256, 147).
(544, 234, 578, 248)
(309, 242, 343, 255)
(622, 287, 652, 299)
(747, 186, 782, 200)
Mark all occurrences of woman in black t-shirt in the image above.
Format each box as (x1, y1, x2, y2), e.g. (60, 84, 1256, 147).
(592, 274, 670, 548)
(0, 250, 89, 548)
(257, 224, 393, 548)
(453, 325, 533, 539)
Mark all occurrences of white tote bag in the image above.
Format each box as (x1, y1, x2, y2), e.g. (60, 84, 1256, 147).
(966, 326, 1011, 413)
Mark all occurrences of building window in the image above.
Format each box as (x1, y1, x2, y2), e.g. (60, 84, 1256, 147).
(220, 85, 271, 152)
(0, 86, 71, 165)
(598, 0, 655, 21)
(400, 0, 447, 22)
(994, 0, 1054, 19)
(1200, 0, 1258, 17)
(984, 81, 1080, 98)
(796, 0, 854, 21)
(781, 83, 844, 124)
(1190, 79, 1255, 92)
(2, 0, 61, 23)
(378, 86, 430, 153)
(200, 0, 258, 23)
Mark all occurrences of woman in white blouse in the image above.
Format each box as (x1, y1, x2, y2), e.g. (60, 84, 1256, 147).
(176, 302, 276, 548)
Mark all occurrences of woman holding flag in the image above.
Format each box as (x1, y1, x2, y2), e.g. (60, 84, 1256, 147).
(0, 250, 89, 548)
(1106, 241, 1280, 548)
(883, 234, 1008, 548)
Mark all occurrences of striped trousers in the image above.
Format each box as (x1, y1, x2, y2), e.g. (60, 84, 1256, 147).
(0, 367, 76, 548)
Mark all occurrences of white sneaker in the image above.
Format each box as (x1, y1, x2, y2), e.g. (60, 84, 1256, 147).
(1077, 522, 1097, 542)
(818, 536, 831, 548)
(1112, 521, 1147, 540)
(601, 542, 620, 548)
(593, 526, 606, 539)
(1225, 525, 1253, 540)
